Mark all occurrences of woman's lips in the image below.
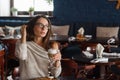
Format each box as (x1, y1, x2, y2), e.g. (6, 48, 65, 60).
(41, 32, 46, 35)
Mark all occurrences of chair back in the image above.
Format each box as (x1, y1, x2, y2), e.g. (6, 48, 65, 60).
(1, 39, 18, 59)
(61, 59, 79, 78)
(0, 49, 5, 80)
(1, 39, 18, 79)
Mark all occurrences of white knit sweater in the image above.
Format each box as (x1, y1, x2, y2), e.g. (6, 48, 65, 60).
(15, 40, 61, 80)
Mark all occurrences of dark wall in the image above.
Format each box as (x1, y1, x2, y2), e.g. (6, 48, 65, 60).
(53, 0, 120, 24)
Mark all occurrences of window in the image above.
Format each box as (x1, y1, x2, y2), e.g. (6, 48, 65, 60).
(13, 0, 53, 11)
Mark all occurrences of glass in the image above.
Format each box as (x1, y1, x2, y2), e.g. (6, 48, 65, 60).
(76, 34, 83, 39)
(50, 33, 57, 40)
(68, 36, 76, 42)
(86, 47, 91, 52)
(52, 33, 57, 40)
(48, 49, 58, 78)
(85, 35, 92, 41)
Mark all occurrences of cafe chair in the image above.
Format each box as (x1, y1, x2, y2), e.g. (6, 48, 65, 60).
(60, 58, 79, 80)
(60, 58, 95, 80)
(0, 49, 5, 80)
(1, 39, 19, 77)
(75, 61, 96, 79)
(110, 64, 120, 80)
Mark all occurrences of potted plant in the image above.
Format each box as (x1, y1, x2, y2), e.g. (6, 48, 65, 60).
(45, 0, 53, 5)
(11, 7, 18, 16)
(29, 7, 34, 16)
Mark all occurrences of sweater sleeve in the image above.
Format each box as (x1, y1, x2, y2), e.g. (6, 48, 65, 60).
(15, 40, 27, 60)
(51, 62, 62, 78)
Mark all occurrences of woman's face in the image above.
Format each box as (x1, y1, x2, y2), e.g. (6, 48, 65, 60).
(34, 17, 49, 38)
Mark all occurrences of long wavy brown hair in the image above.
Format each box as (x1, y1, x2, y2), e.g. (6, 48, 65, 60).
(26, 15, 52, 49)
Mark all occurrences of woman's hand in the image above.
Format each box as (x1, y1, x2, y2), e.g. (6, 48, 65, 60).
(53, 51, 61, 67)
(21, 25, 27, 43)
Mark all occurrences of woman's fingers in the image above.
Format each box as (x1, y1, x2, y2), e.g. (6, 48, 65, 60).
(20, 25, 27, 43)
(53, 53, 61, 61)
(21, 25, 27, 36)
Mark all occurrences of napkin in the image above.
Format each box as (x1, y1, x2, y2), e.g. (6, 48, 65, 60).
(82, 51, 93, 59)
(96, 43, 104, 58)
(90, 58, 108, 63)
(78, 27, 84, 35)
(102, 52, 120, 57)
(107, 38, 115, 44)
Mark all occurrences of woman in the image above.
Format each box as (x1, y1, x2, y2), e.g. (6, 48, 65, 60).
(15, 15, 61, 80)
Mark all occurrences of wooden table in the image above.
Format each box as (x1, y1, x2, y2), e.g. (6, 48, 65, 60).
(91, 58, 118, 79)
(50, 36, 120, 79)
(74, 57, 120, 80)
